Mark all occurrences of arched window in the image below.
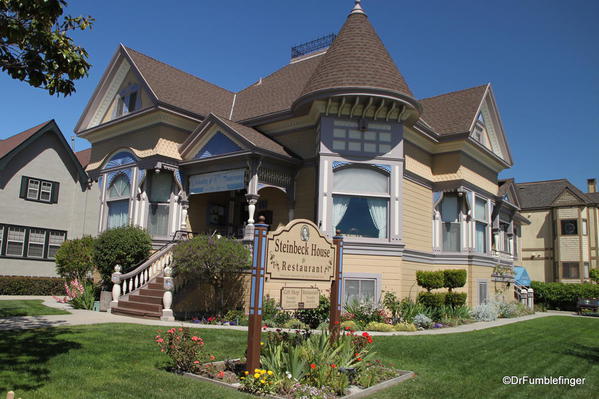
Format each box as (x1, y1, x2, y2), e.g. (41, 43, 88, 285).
(332, 166, 389, 239)
(107, 174, 130, 229)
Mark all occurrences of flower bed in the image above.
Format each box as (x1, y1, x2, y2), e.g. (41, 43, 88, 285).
(155, 327, 414, 398)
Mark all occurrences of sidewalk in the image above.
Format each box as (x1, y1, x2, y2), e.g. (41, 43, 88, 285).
(0, 296, 589, 334)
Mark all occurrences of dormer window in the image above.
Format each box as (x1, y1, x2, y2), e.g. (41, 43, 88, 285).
(114, 84, 140, 118)
(473, 113, 487, 146)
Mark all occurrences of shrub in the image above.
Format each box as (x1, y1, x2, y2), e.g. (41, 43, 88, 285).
(0, 276, 65, 295)
(316, 321, 329, 331)
(240, 368, 277, 395)
(364, 321, 394, 332)
(295, 295, 330, 329)
(416, 270, 445, 291)
(445, 292, 468, 307)
(340, 320, 359, 331)
(413, 313, 433, 329)
(398, 298, 430, 323)
(283, 318, 308, 330)
(393, 322, 417, 332)
(344, 299, 385, 328)
(417, 292, 446, 308)
(274, 311, 293, 327)
(471, 302, 498, 321)
(590, 269, 599, 284)
(223, 310, 247, 325)
(154, 327, 210, 373)
(531, 281, 599, 311)
(62, 279, 95, 310)
(55, 235, 95, 281)
(173, 235, 250, 315)
(382, 291, 401, 323)
(94, 226, 152, 286)
(443, 269, 467, 291)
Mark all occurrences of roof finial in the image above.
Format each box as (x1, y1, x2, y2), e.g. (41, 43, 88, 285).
(350, 0, 365, 15)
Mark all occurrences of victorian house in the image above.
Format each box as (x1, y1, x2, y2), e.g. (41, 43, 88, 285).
(76, 2, 523, 317)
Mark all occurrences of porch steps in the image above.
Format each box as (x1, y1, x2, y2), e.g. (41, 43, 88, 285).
(111, 276, 165, 319)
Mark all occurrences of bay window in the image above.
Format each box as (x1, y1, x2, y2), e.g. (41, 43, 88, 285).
(474, 196, 488, 253)
(440, 194, 461, 252)
(332, 166, 389, 239)
(147, 171, 173, 237)
(107, 174, 131, 229)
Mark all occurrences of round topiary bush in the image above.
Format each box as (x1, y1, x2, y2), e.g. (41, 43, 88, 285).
(444, 269, 467, 291)
(416, 270, 445, 291)
(445, 292, 468, 307)
(55, 235, 95, 281)
(417, 292, 447, 308)
(93, 226, 152, 286)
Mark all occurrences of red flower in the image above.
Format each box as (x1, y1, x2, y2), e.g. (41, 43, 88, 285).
(217, 371, 225, 378)
(357, 358, 362, 361)
(331, 364, 337, 368)
(362, 332, 369, 337)
(310, 363, 316, 369)
(355, 353, 360, 357)
(334, 321, 340, 325)
(209, 355, 216, 361)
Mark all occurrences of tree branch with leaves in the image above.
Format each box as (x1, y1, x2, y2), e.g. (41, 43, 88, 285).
(0, 0, 93, 95)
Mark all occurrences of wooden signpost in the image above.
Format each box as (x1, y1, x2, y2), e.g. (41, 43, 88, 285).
(246, 217, 343, 372)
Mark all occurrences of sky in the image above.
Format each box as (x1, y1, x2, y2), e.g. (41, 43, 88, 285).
(1, 0, 598, 192)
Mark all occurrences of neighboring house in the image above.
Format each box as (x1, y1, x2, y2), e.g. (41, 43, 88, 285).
(513, 178, 599, 283)
(75, 2, 522, 312)
(0, 120, 99, 277)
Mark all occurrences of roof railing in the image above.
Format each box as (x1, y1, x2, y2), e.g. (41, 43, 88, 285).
(291, 33, 336, 59)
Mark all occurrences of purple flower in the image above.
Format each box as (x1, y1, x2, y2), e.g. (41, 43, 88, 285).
(433, 323, 444, 328)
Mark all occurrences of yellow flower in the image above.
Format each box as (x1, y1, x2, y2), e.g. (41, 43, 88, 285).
(260, 342, 264, 346)
(254, 369, 260, 373)
(260, 369, 266, 375)
(240, 377, 245, 380)
(267, 370, 273, 376)
(260, 379, 266, 384)
(254, 373, 260, 379)
(244, 371, 249, 375)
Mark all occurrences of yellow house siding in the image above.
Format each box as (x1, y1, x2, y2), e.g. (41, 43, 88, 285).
(294, 166, 316, 221)
(272, 129, 316, 159)
(404, 141, 433, 180)
(558, 207, 578, 219)
(403, 178, 432, 252)
(87, 124, 190, 170)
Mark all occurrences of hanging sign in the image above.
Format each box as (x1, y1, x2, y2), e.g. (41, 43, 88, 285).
(280, 287, 320, 310)
(266, 219, 335, 281)
(189, 169, 245, 194)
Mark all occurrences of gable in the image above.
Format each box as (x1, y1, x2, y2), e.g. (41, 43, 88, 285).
(553, 188, 585, 206)
(194, 132, 242, 159)
(100, 69, 153, 125)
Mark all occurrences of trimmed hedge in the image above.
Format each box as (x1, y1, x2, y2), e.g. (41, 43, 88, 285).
(416, 271, 445, 291)
(444, 270, 467, 291)
(0, 276, 65, 295)
(445, 292, 468, 307)
(531, 281, 599, 311)
(417, 292, 446, 308)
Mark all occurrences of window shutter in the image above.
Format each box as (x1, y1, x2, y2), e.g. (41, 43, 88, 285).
(19, 176, 28, 198)
(51, 182, 60, 203)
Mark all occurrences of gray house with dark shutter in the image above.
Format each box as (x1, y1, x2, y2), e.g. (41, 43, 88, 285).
(0, 120, 100, 277)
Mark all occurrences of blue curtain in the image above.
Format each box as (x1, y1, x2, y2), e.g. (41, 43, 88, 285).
(107, 200, 129, 229)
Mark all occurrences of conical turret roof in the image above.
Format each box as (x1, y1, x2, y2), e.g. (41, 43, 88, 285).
(295, 5, 417, 110)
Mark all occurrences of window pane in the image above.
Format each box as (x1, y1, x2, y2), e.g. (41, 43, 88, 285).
(27, 179, 39, 199)
(582, 219, 588, 235)
(107, 200, 129, 229)
(475, 222, 486, 253)
(442, 223, 460, 252)
(332, 140, 346, 151)
(148, 204, 169, 237)
(48, 232, 66, 259)
(348, 142, 361, 151)
(379, 132, 391, 142)
(348, 130, 362, 139)
(378, 144, 391, 153)
(475, 197, 487, 221)
(334, 167, 389, 194)
(149, 172, 172, 202)
(441, 195, 459, 222)
(28, 228, 46, 258)
(108, 175, 130, 199)
(6, 227, 25, 256)
(335, 196, 387, 239)
(128, 91, 138, 111)
(345, 280, 360, 305)
(363, 142, 377, 152)
(40, 182, 52, 201)
(561, 219, 578, 235)
(479, 282, 488, 305)
(364, 131, 376, 141)
(333, 129, 346, 138)
(584, 262, 590, 279)
(562, 262, 579, 279)
(360, 280, 375, 302)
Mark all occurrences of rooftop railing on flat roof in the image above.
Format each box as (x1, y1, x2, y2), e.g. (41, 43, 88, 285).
(291, 33, 336, 59)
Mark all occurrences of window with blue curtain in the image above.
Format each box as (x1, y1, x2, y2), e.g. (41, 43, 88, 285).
(107, 174, 130, 229)
(332, 166, 389, 239)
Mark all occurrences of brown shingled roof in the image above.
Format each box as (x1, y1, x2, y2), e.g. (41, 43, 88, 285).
(515, 179, 590, 209)
(298, 12, 414, 101)
(211, 114, 294, 158)
(232, 53, 324, 122)
(0, 121, 51, 159)
(75, 148, 92, 168)
(419, 85, 488, 135)
(124, 46, 235, 119)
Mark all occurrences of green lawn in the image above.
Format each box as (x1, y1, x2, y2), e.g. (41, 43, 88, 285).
(0, 317, 597, 398)
(0, 300, 70, 317)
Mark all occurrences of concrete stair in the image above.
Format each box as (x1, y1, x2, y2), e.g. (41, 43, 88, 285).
(111, 276, 165, 319)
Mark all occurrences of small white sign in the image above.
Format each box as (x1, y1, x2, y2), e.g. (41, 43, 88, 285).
(189, 169, 245, 194)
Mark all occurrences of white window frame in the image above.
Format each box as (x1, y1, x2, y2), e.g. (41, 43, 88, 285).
(27, 179, 40, 200)
(48, 231, 66, 259)
(27, 228, 46, 258)
(439, 193, 462, 252)
(332, 166, 390, 241)
(106, 174, 132, 230)
(40, 181, 53, 202)
(342, 272, 382, 306)
(477, 279, 488, 305)
(582, 219, 588, 236)
(473, 195, 489, 253)
(6, 226, 26, 257)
